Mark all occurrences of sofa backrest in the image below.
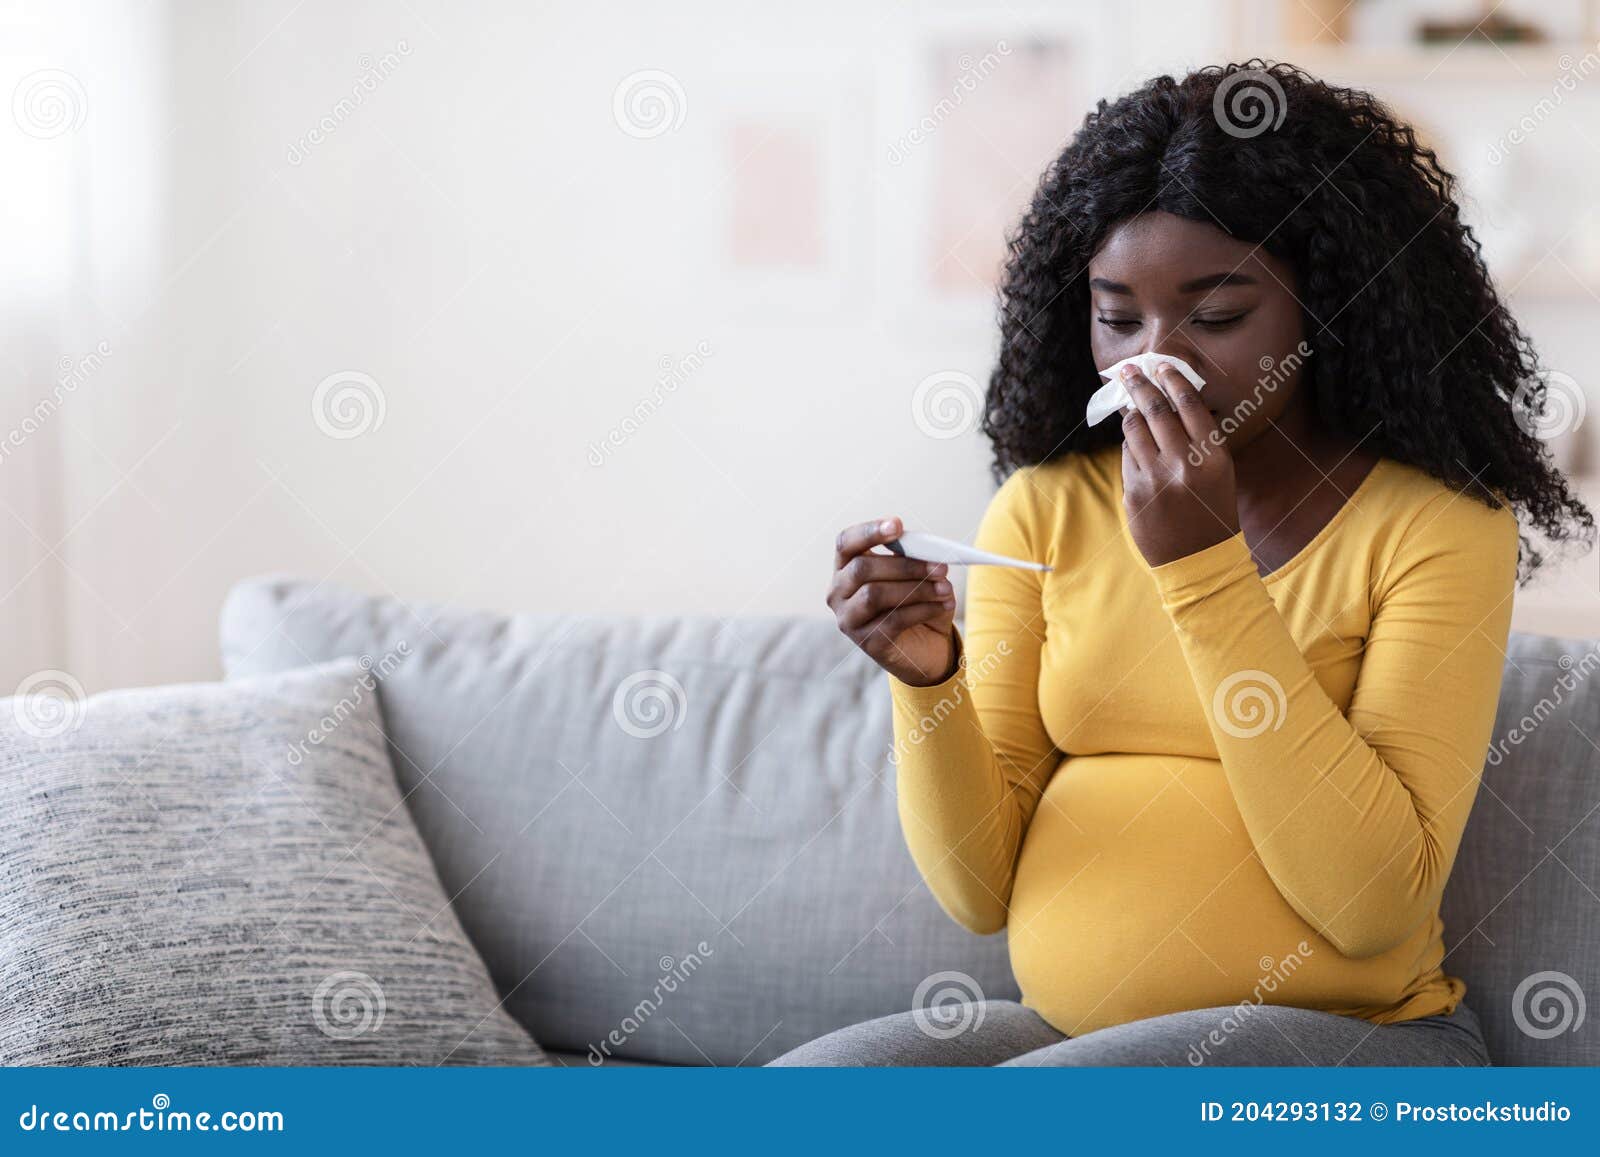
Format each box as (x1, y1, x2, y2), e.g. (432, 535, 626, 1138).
(219, 578, 1019, 1065)
(220, 577, 1599, 1066)
(1439, 630, 1599, 1066)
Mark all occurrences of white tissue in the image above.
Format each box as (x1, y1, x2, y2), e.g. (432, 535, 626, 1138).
(1085, 353, 1207, 426)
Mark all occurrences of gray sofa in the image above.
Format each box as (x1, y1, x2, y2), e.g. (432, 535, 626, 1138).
(219, 576, 1600, 1066)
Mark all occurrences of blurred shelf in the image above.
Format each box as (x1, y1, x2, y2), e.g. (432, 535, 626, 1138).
(1254, 42, 1599, 84)
(1499, 262, 1600, 302)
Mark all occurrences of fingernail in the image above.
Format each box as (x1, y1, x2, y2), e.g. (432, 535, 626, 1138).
(934, 581, 950, 594)
(880, 518, 897, 534)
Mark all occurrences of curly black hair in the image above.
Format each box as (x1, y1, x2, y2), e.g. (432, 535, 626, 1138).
(983, 59, 1592, 581)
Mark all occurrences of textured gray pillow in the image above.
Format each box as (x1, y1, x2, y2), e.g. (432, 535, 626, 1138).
(0, 657, 548, 1066)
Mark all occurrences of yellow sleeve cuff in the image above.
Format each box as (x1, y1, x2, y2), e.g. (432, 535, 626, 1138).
(1146, 530, 1258, 612)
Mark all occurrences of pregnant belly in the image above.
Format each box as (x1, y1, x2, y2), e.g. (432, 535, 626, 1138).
(1007, 752, 1415, 1037)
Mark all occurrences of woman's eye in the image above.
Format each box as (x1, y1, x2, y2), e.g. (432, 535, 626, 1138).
(1096, 317, 1139, 331)
(1192, 313, 1246, 329)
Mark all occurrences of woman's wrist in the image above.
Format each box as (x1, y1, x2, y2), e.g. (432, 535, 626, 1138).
(887, 626, 963, 690)
(936, 626, 962, 682)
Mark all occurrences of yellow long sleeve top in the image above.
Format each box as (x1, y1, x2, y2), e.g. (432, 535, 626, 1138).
(888, 443, 1520, 1037)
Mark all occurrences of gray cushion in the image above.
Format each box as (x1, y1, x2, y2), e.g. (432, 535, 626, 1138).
(219, 578, 1019, 1065)
(1440, 631, 1600, 1066)
(0, 657, 547, 1066)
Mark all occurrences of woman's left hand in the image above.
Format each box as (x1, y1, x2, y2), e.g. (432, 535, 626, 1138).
(1120, 362, 1242, 568)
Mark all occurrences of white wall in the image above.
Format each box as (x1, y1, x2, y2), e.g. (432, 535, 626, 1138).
(4, 0, 1598, 693)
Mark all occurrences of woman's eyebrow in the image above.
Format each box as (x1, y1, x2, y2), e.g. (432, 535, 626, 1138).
(1088, 272, 1260, 295)
(1177, 271, 1259, 292)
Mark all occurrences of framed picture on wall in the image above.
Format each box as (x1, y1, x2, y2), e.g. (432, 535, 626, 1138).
(871, 15, 1095, 339)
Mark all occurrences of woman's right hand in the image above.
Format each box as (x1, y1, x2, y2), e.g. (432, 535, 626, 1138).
(827, 517, 958, 687)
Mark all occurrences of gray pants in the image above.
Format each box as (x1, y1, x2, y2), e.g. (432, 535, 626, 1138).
(765, 1000, 1491, 1066)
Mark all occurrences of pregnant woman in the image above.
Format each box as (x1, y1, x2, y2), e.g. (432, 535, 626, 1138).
(775, 62, 1593, 1066)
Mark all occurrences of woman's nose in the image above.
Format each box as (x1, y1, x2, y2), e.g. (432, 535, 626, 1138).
(1142, 333, 1202, 368)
